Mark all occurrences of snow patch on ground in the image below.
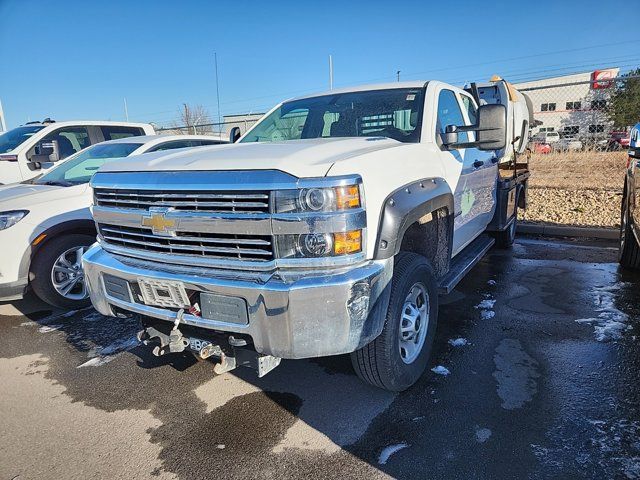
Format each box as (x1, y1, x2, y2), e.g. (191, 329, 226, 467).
(575, 283, 631, 342)
(475, 298, 496, 310)
(487, 279, 497, 286)
(480, 310, 496, 320)
(38, 324, 62, 333)
(448, 338, 468, 347)
(431, 365, 450, 376)
(77, 336, 139, 368)
(475, 426, 492, 443)
(378, 443, 408, 465)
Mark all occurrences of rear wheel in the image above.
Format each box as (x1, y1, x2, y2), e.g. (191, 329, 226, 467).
(351, 252, 438, 391)
(619, 186, 640, 269)
(31, 234, 95, 309)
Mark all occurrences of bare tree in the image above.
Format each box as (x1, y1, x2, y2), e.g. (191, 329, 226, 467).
(172, 104, 213, 134)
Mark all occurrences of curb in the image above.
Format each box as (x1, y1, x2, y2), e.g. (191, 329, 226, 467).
(519, 223, 618, 240)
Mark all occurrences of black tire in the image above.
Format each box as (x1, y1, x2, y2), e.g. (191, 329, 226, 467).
(30, 234, 95, 309)
(350, 252, 438, 391)
(619, 186, 640, 269)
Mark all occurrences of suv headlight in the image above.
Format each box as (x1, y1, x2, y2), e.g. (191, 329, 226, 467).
(274, 184, 361, 213)
(0, 210, 28, 230)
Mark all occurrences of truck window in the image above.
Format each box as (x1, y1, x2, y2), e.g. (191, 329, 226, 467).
(241, 88, 425, 144)
(0, 125, 45, 153)
(436, 90, 469, 143)
(101, 126, 145, 140)
(40, 127, 90, 159)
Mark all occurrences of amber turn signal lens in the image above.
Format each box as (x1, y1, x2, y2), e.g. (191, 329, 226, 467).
(334, 230, 362, 255)
(335, 185, 360, 210)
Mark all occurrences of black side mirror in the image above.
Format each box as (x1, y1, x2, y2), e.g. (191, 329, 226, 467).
(229, 127, 241, 143)
(30, 140, 60, 163)
(442, 104, 507, 151)
(476, 104, 506, 151)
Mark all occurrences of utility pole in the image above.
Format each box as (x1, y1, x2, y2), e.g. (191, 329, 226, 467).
(123, 97, 129, 121)
(397, 70, 401, 82)
(0, 98, 6, 132)
(214, 52, 222, 133)
(329, 55, 334, 90)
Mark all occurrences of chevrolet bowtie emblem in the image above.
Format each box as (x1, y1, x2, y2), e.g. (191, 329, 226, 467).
(141, 208, 177, 236)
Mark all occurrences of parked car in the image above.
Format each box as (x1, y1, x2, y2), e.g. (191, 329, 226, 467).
(555, 135, 583, 152)
(619, 122, 640, 269)
(0, 119, 155, 185)
(83, 79, 532, 391)
(532, 131, 560, 144)
(608, 130, 631, 151)
(532, 142, 552, 154)
(0, 134, 227, 308)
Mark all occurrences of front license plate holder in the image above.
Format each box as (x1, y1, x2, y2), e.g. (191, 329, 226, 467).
(137, 278, 190, 309)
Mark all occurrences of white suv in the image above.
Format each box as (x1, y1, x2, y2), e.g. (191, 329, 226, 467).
(0, 134, 227, 308)
(0, 119, 155, 184)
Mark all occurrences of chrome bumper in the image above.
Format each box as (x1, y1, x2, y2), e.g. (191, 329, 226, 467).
(83, 245, 392, 359)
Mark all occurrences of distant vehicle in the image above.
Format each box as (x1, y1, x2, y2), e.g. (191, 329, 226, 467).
(532, 142, 552, 154)
(608, 130, 631, 151)
(620, 123, 640, 269)
(532, 131, 560, 144)
(0, 119, 155, 185)
(0, 134, 227, 308)
(555, 135, 583, 152)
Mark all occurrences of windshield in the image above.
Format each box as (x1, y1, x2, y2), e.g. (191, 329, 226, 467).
(35, 142, 141, 185)
(0, 125, 45, 153)
(241, 88, 425, 144)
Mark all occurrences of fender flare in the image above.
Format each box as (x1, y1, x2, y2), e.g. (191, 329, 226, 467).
(20, 219, 97, 280)
(373, 178, 454, 260)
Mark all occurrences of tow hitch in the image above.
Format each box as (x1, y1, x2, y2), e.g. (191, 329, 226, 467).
(136, 310, 282, 377)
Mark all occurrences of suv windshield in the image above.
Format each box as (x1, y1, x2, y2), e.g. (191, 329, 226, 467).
(241, 88, 425, 144)
(35, 142, 141, 185)
(0, 125, 45, 153)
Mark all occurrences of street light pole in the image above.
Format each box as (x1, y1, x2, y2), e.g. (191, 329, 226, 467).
(214, 52, 222, 133)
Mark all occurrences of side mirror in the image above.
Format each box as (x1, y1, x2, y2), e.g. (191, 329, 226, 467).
(442, 104, 507, 151)
(629, 148, 640, 159)
(476, 104, 506, 151)
(30, 140, 60, 164)
(229, 126, 241, 143)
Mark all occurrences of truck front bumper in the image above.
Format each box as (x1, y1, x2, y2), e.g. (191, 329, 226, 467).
(83, 245, 393, 359)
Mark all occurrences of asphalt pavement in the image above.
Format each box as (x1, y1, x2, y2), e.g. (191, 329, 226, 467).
(1, 236, 639, 480)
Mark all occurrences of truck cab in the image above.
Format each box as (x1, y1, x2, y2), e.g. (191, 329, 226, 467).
(0, 119, 155, 184)
(82, 80, 530, 391)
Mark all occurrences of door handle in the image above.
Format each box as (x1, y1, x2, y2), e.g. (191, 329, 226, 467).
(490, 157, 499, 164)
(473, 160, 484, 168)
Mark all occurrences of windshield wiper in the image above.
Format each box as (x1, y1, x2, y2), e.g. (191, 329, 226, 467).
(38, 180, 74, 187)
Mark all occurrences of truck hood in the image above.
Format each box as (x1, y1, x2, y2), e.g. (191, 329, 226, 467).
(98, 137, 405, 178)
(0, 183, 87, 210)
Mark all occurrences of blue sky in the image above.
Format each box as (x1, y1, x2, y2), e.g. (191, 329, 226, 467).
(1, 0, 639, 129)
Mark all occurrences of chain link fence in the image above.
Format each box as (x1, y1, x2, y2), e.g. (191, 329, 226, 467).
(514, 71, 638, 229)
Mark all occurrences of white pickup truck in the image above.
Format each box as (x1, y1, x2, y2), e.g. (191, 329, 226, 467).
(0, 119, 155, 184)
(83, 79, 532, 391)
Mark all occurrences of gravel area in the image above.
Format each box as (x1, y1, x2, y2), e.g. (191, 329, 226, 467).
(523, 151, 627, 228)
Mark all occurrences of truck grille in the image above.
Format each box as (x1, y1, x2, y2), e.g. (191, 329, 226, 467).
(94, 188, 270, 214)
(98, 224, 274, 262)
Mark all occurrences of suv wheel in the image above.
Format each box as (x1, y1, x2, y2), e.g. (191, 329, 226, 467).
(31, 234, 95, 309)
(619, 186, 640, 269)
(351, 252, 438, 391)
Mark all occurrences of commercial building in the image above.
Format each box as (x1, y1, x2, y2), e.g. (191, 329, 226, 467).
(514, 68, 620, 139)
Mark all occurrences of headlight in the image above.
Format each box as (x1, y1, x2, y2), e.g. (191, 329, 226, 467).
(0, 210, 28, 230)
(274, 184, 361, 213)
(275, 230, 362, 259)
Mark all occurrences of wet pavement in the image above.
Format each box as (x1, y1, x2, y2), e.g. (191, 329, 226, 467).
(1, 236, 639, 479)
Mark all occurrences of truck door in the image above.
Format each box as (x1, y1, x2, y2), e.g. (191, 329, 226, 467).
(435, 88, 492, 255)
(459, 92, 497, 233)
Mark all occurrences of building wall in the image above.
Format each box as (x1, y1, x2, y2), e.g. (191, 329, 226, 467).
(514, 68, 619, 139)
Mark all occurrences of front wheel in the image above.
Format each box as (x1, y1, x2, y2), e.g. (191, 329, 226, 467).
(351, 252, 438, 391)
(619, 187, 640, 270)
(30, 234, 95, 309)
